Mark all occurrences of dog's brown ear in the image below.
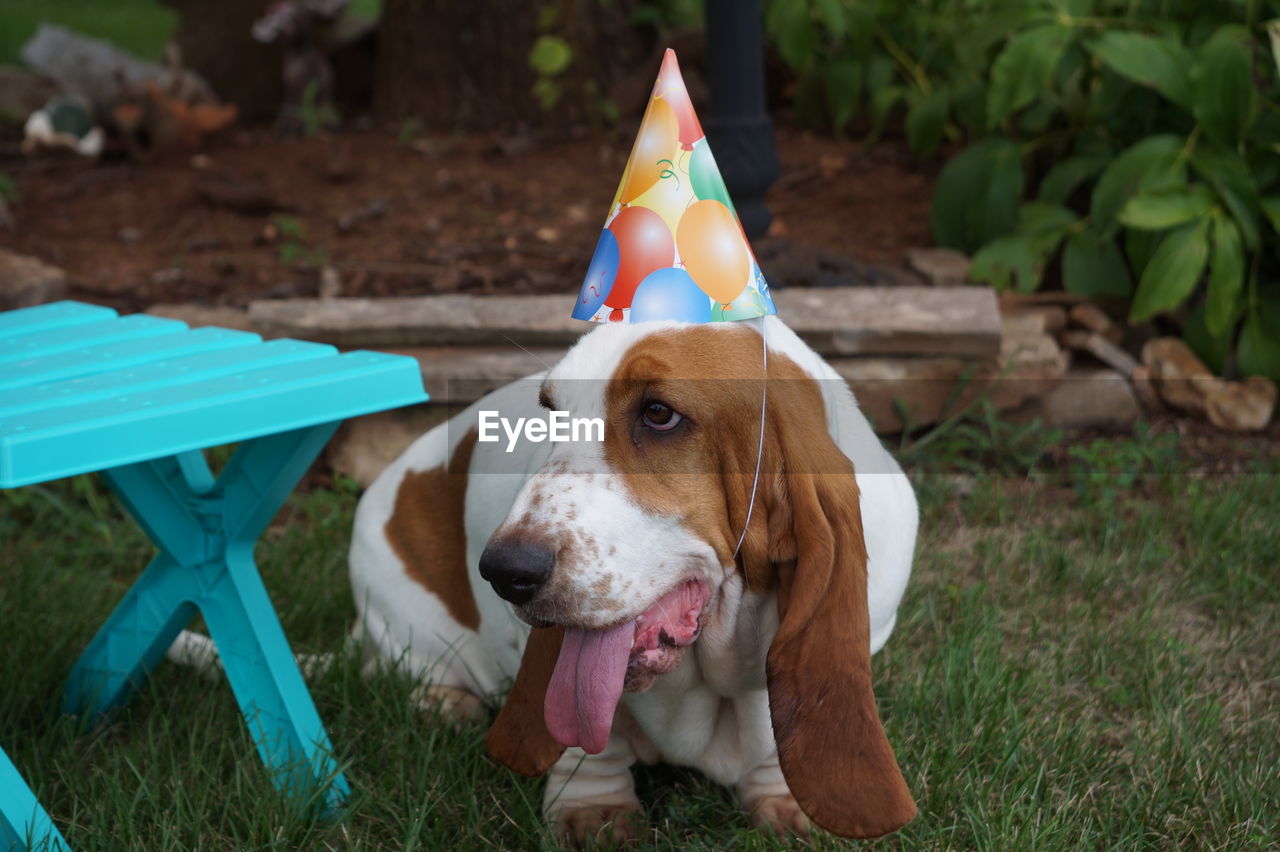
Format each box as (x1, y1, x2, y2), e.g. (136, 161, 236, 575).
(763, 456, 916, 837)
(485, 625, 567, 775)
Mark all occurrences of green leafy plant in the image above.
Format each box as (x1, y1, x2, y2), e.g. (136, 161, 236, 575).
(297, 80, 340, 136)
(925, 3, 1280, 381)
(271, 214, 328, 268)
(761, 1, 1280, 382)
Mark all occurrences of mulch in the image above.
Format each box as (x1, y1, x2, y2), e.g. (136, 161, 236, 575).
(0, 126, 936, 313)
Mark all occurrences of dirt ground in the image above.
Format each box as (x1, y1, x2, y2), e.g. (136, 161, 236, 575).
(0, 126, 936, 313)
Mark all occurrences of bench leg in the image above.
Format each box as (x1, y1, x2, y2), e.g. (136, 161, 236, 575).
(0, 746, 70, 852)
(62, 552, 198, 719)
(62, 424, 348, 818)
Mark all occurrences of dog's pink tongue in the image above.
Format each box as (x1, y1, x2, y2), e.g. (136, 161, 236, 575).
(544, 621, 634, 754)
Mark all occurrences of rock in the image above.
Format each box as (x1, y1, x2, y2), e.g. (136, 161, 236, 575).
(327, 405, 457, 487)
(906, 247, 971, 285)
(0, 250, 68, 309)
(249, 287, 1004, 359)
(1061, 329, 1140, 377)
(1001, 303, 1067, 334)
(21, 24, 214, 115)
(1204, 377, 1277, 432)
(384, 346, 568, 402)
(1068, 303, 1123, 343)
(1141, 338, 1216, 416)
(146, 303, 253, 331)
(1012, 367, 1141, 431)
(1129, 365, 1166, 414)
(836, 313, 1068, 432)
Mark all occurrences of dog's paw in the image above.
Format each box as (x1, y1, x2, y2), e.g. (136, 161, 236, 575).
(746, 794, 812, 841)
(553, 800, 645, 849)
(411, 683, 486, 726)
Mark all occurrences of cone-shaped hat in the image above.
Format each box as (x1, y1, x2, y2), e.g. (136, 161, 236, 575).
(572, 50, 776, 324)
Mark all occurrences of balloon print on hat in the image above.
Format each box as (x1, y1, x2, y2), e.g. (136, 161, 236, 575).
(688, 140, 735, 213)
(678, 199, 750, 307)
(655, 50, 704, 151)
(711, 284, 768, 321)
(630, 165, 696, 238)
(630, 268, 711, 323)
(572, 229, 620, 320)
(618, 99, 679, 204)
(605, 205, 674, 309)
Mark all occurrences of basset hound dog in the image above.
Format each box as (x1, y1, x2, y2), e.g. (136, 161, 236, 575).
(350, 315, 918, 846)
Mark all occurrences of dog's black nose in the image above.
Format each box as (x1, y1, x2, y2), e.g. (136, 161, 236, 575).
(479, 541, 554, 605)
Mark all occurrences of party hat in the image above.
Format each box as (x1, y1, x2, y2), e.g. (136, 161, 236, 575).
(572, 50, 776, 324)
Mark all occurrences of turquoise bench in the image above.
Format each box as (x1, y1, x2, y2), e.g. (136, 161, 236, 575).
(0, 301, 428, 850)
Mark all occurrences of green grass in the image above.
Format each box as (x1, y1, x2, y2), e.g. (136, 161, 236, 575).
(0, 0, 175, 67)
(2, 431, 1278, 850)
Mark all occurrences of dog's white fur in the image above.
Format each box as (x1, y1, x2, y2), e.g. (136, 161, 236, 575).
(351, 316, 917, 841)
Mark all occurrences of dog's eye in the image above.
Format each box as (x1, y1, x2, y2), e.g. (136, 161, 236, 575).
(641, 401, 682, 431)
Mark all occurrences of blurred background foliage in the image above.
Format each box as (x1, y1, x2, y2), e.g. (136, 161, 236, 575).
(753, 0, 1280, 382)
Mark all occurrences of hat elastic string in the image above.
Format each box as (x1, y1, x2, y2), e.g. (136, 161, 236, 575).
(731, 315, 768, 561)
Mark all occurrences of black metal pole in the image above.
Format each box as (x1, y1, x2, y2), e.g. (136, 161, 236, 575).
(703, 0, 778, 239)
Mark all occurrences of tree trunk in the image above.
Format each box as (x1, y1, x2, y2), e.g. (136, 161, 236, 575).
(163, 0, 284, 123)
(375, 0, 651, 131)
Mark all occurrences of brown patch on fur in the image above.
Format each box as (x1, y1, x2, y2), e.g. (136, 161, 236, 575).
(602, 324, 916, 839)
(485, 626, 567, 775)
(384, 430, 481, 630)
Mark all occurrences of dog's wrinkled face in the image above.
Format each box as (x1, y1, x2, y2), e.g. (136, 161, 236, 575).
(479, 321, 776, 751)
(482, 320, 920, 838)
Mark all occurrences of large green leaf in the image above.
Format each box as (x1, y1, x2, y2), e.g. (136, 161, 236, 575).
(1090, 135, 1186, 235)
(1262, 196, 1280, 232)
(824, 57, 862, 131)
(969, 234, 1043, 292)
(1205, 214, 1244, 337)
(769, 0, 817, 70)
(1017, 201, 1079, 236)
(1267, 18, 1280, 79)
(986, 25, 1073, 128)
(1117, 184, 1215, 230)
(969, 203, 1076, 292)
(1190, 145, 1261, 250)
(1194, 25, 1257, 148)
(1237, 301, 1280, 382)
(1129, 218, 1211, 322)
(1037, 154, 1109, 205)
(1125, 227, 1160, 280)
(866, 85, 906, 142)
(932, 137, 1025, 254)
(906, 88, 950, 156)
(1183, 302, 1232, 375)
(1062, 230, 1131, 298)
(1088, 30, 1194, 108)
(814, 0, 846, 42)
